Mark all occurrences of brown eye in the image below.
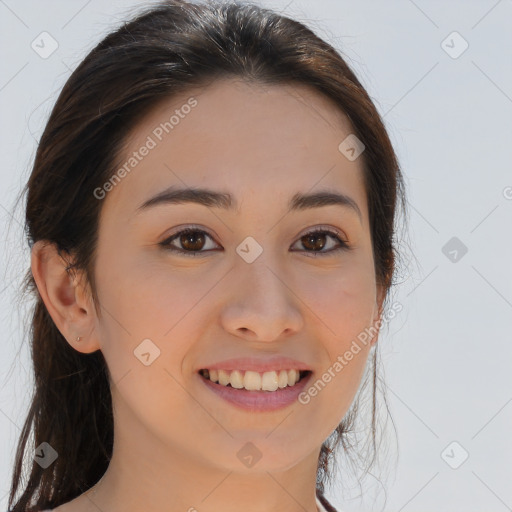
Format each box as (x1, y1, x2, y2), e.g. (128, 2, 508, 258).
(301, 232, 327, 251)
(292, 228, 349, 256)
(159, 226, 350, 258)
(179, 230, 206, 251)
(160, 228, 219, 256)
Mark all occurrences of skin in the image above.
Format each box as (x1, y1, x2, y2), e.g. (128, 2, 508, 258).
(31, 78, 385, 512)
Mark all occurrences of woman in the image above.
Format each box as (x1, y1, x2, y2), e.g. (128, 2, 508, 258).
(8, 1, 406, 511)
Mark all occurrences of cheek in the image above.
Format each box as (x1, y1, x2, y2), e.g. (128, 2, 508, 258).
(298, 276, 375, 430)
(297, 257, 377, 339)
(296, 260, 377, 399)
(95, 243, 184, 335)
(93, 259, 204, 424)
(94, 252, 214, 378)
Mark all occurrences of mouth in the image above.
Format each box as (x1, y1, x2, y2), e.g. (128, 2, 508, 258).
(198, 368, 312, 392)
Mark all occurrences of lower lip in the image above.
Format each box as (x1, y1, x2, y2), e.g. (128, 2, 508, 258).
(198, 372, 313, 412)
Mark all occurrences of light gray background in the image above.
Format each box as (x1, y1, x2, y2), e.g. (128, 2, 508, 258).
(1, 1, 511, 511)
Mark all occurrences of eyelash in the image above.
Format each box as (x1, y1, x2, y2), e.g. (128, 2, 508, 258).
(158, 225, 351, 258)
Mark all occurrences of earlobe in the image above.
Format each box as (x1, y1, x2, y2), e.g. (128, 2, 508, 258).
(30, 240, 100, 353)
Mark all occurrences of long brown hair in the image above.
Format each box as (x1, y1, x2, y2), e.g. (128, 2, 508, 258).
(7, 1, 407, 510)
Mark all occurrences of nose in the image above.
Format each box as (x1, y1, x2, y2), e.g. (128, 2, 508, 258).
(220, 255, 304, 342)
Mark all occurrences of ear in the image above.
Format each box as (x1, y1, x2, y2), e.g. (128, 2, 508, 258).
(30, 240, 101, 354)
(369, 284, 386, 348)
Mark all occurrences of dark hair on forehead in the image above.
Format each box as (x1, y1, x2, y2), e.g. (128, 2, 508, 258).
(8, 1, 406, 510)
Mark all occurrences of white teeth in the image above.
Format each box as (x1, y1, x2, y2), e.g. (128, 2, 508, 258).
(230, 370, 244, 389)
(261, 371, 279, 391)
(244, 370, 261, 390)
(288, 369, 300, 384)
(218, 369, 230, 386)
(202, 368, 305, 391)
(278, 369, 288, 388)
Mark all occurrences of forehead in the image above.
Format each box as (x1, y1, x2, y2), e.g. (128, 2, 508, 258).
(101, 78, 368, 225)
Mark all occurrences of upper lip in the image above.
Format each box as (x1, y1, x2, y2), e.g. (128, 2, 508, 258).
(197, 356, 312, 373)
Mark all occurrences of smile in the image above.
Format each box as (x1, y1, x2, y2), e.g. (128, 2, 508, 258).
(199, 368, 310, 391)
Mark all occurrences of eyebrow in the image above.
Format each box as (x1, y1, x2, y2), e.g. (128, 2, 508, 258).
(136, 185, 363, 223)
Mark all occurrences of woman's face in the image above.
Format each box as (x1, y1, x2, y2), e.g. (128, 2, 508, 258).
(90, 78, 383, 473)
